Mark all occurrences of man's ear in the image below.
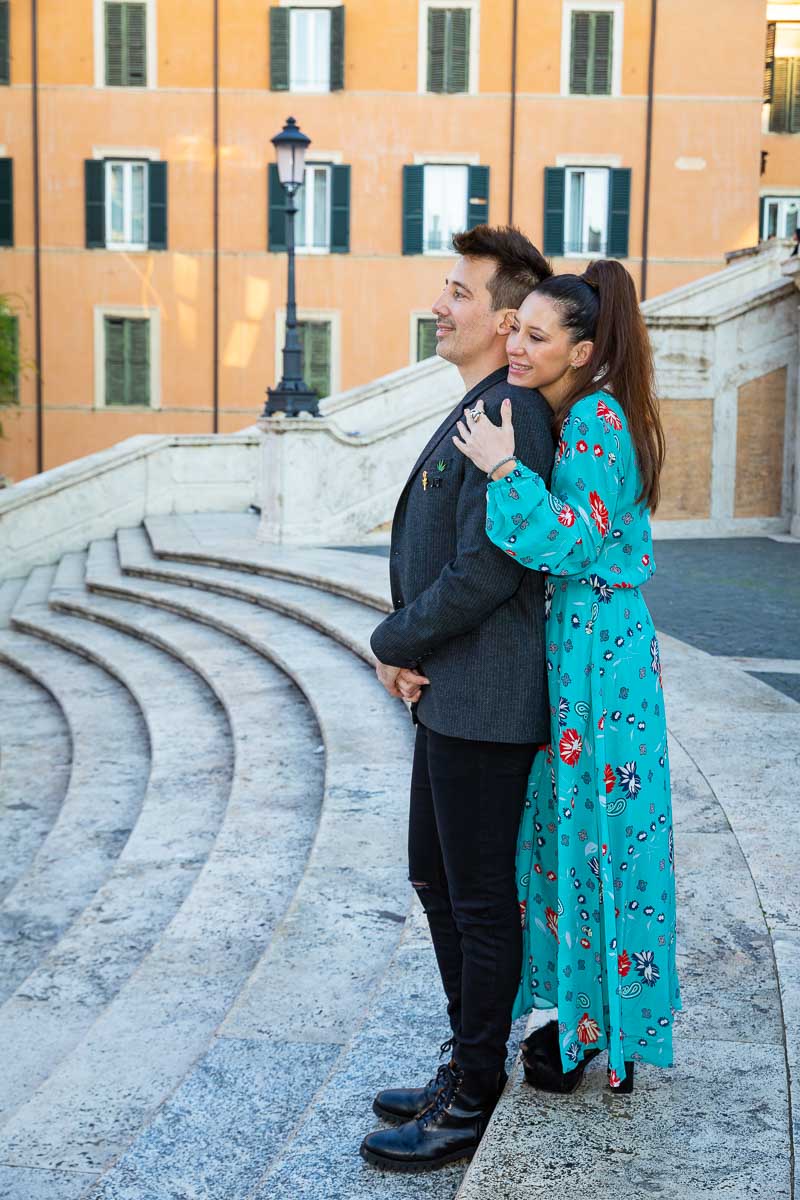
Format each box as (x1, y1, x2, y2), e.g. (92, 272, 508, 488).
(497, 309, 516, 335)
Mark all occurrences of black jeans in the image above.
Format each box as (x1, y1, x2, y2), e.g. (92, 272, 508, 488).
(408, 722, 536, 1073)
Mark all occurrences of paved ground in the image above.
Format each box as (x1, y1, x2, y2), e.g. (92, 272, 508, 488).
(344, 536, 800, 701)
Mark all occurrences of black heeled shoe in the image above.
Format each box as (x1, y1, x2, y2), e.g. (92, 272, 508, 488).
(607, 1061, 635, 1094)
(520, 1021, 600, 1094)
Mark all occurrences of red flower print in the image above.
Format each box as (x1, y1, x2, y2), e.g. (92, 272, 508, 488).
(534, 863, 543, 874)
(504, 549, 517, 557)
(558, 504, 576, 527)
(597, 398, 623, 429)
(608, 1069, 623, 1088)
(556, 438, 568, 461)
(598, 714, 605, 731)
(589, 491, 609, 536)
(604, 764, 615, 793)
(618, 950, 631, 977)
(642, 554, 650, 566)
(519, 900, 527, 928)
(546, 870, 557, 881)
(577, 1013, 601, 1044)
(545, 906, 559, 942)
(559, 729, 583, 765)
(576, 440, 588, 453)
(579, 937, 591, 949)
(593, 444, 604, 457)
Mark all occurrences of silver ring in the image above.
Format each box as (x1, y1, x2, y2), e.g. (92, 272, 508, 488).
(468, 408, 482, 422)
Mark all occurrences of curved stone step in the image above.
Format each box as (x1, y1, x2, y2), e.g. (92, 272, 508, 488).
(0, 557, 233, 1125)
(114, 525, 383, 664)
(144, 512, 391, 611)
(0, 659, 72, 903)
(0, 570, 149, 1010)
(2, 541, 412, 1185)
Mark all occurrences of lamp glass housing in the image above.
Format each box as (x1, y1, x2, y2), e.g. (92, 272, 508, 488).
(276, 141, 306, 190)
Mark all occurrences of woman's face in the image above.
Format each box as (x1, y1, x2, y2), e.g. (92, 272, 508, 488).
(506, 292, 591, 394)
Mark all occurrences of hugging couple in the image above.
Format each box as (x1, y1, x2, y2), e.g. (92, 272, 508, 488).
(360, 224, 682, 1173)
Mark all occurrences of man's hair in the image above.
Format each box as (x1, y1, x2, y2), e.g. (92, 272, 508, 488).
(451, 224, 553, 311)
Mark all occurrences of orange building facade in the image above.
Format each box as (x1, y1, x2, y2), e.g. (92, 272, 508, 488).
(0, 0, 797, 482)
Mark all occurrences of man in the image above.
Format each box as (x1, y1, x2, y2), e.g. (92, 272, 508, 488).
(360, 225, 555, 1172)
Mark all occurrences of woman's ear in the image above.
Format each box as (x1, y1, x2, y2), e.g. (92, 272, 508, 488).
(570, 339, 593, 369)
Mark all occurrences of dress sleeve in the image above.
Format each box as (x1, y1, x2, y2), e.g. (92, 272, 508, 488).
(486, 396, 627, 576)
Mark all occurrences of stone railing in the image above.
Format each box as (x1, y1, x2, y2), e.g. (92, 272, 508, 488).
(0, 432, 262, 581)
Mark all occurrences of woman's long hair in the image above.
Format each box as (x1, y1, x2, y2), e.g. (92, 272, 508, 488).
(535, 260, 665, 511)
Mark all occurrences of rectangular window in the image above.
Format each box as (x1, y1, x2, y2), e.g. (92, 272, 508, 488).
(290, 8, 332, 92)
(0, 312, 19, 401)
(762, 195, 800, 239)
(296, 163, 332, 250)
(768, 24, 800, 133)
(0, 0, 10, 86)
(427, 8, 471, 93)
(569, 9, 613, 95)
(104, 316, 150, 407)
(105, 1, 147, 87)
(297, 319, 332, 398)
(423, 164, 468, 253)
(415, 317, 438, 361)
(105, 160, 148, 248)
(564, 166, 609, 255)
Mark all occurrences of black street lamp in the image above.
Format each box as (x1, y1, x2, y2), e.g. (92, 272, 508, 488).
(263, 116, 319, 417)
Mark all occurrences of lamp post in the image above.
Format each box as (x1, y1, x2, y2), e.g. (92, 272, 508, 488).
(263, 116, 319, 417)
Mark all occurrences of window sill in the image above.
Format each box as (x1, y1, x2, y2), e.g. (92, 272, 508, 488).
(296, 246, 331, 256)
(287, 83, 333, 94)
(104, 243, 151, 252)
(422, 248, 456, 257)
(96, 404, 156, 411)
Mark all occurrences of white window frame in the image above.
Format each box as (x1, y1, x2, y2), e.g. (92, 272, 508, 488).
(563, 164, 610, 258)
(560, 0, 623, 98)
(417, 161, 470, 257)
(94, 304, 161, 410)
(287, 6, 332, 93)
(296, 161, 333, 255)
(104, 159, 149, 251)
(274, 308, 341, 399)
(418, 0, 480, 96)
(760, 192, 800, 239)
(94, 0, 158, 90)
(410, 312, 440, 364)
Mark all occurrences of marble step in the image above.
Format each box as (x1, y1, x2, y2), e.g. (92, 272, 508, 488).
(0, 555, 233, 1126)
(143, 512, 392, 611)
(0, 659, 72, 903)
(115, 524, 382, 664)
(2, 540, 413, 1189)
(0, 569, 149, 1012)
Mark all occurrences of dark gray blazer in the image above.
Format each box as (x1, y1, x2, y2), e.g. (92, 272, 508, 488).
(370, 366, 555, 744)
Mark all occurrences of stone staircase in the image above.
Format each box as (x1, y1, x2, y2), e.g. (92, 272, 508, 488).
(1, 512, 797, 1200)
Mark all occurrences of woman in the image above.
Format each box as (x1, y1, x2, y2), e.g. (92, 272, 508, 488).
(453, 259, 681, 1092)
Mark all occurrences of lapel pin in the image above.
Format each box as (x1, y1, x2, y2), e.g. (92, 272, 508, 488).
(422, 470, 429, 492)
(437, 459, 447, 473)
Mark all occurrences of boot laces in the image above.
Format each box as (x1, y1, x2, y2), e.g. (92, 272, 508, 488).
(418, 1064, 463, 1128)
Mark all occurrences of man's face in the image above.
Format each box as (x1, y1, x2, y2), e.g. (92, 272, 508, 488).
(431, 256, 505, 368)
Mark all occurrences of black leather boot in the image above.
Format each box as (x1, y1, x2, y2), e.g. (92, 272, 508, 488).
(520, 1020, 603, 1093)
(372, 1039, 456, 1123)
(360, 1064, 507, 1172)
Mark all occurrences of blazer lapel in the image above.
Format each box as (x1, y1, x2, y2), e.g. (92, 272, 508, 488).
(400, 367, 508, 496)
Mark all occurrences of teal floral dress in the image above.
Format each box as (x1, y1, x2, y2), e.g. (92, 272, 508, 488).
(486, 391, 681, 1085)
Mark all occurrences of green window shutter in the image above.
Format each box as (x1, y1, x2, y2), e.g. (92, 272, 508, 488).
(0, 158, 12, 247)
(543, 167, 565, 256)
(0, 1, 10, 86)
(85, 159, 105, 248)
(124, 3, 147, 86)
(791, 59, 800, 133)
(126, 318, 150, 405)
(758, 197, 766, 239)
(770, 58, 790, 131)
(148, 160, 167, 249)
(571, 10, 612, 95)
(402, 165, 424, 255)
(0, 313, 19, 402)
(764, 22, 776, 103)
(427, 9, 446, 92)
(105, 2, 124, 85)
(416, 318, 438, 361)
(105, 316, 150, 406)
(467, 165, 489, 230)
(268, 163, 287, 251)
(270, 7, 290, 91)
(298, 320, 331, 398)
(607, 167, 631, 258)
(330, 6, 345, 91)
(447, 9, 470, 93)
(330, 164, 350, 253)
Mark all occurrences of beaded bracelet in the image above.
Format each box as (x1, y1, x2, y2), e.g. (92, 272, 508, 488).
(486, 456, 517, 480)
